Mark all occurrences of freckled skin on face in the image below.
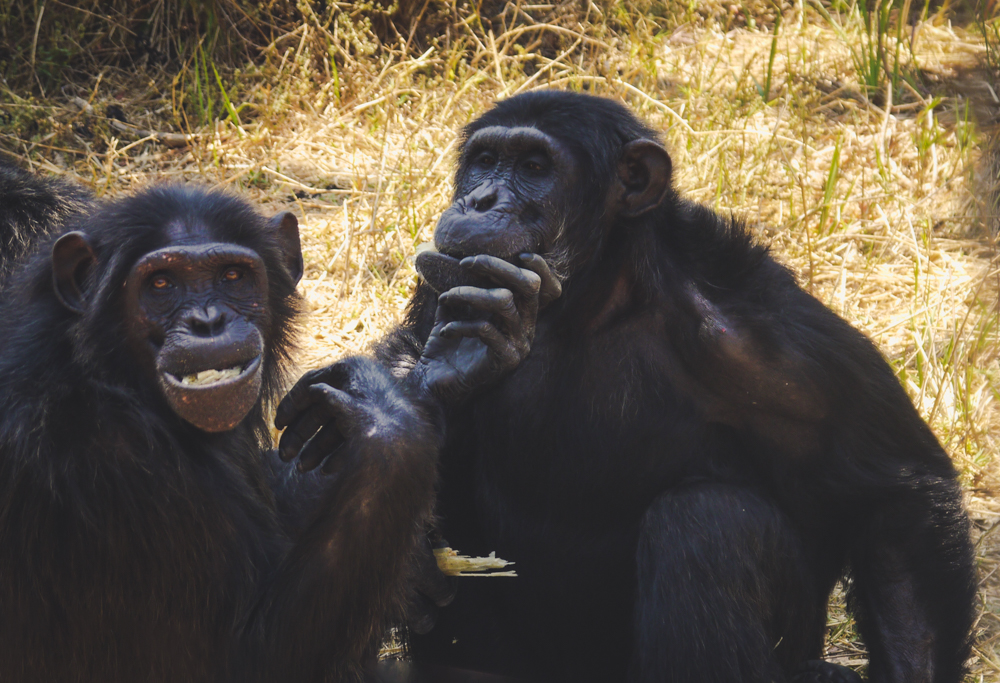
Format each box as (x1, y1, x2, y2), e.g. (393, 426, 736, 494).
(416, 126, 577, 295)
(122, 242, 271, 432)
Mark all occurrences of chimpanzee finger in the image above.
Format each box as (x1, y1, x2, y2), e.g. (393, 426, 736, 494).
(440, 321, 518, 367)
(460, 255, 540, 302)
(278, 381, 361, 462)
(296, 421, 348, 473)
(518, 253, 562, 308)
(306, 383, 362, 429)
(274, 363, 351, 430)
(415, 545, 457, 607)
(406, 591, 439, 636)
(439, 287, 520, 335)
(277, 403, 332, 462)
(275, 368, 327, 430)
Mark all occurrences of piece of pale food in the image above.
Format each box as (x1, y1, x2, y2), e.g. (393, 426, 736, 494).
(180, 366, 242, 386)
(434, 547, 516, 577)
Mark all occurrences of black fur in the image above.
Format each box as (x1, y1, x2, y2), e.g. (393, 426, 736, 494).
(0, 158, 92, 281)
(384, 91, 976, 683)
(0, 183, 441, 682)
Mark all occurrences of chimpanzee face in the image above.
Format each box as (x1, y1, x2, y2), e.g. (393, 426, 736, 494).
(434, 126, 579, 260)
(415, 118, 671, 295)
(122, 242, 271, 432)
(51, 209, 302, 433)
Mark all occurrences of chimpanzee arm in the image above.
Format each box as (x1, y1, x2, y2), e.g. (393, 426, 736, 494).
(262, 450, 330, 537)
(257, 255, 558, 680)
(670, 228, 975, 682)
(847, 477, 975, 683)
(249, 357, 442, 682)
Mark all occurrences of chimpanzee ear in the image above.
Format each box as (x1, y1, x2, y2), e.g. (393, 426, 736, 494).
(51, 231, 96, 314)
(617, 139, 672, 218)
(268, 211, 303, 286)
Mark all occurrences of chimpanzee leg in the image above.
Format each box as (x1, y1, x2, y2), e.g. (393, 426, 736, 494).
(630, 481, 829, 683)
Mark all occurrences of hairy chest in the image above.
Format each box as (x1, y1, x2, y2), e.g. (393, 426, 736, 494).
(463, 311, 707, 513)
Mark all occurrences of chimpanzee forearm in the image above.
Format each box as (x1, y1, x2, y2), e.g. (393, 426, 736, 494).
(265, 452, 331, 537)
(672, 255, 975, 681)
(848, 478, 975, 683)
(254, 359, 442, 682)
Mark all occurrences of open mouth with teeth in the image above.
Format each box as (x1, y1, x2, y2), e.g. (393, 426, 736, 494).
(176, 365, 246, 386)
(158, 355, 264, 433)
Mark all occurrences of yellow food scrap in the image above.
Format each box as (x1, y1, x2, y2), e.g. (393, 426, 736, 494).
(433, 547, 517, 577)
(181, 367, 241, 386)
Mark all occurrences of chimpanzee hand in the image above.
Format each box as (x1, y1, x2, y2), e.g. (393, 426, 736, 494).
(406, 530, 458, 635)
(275, 356, 428, 474)
(411, 253, 560, 403)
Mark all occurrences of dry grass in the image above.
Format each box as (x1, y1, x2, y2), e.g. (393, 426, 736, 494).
(3, 0, 1000, 679)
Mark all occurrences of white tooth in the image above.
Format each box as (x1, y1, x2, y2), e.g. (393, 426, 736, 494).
(180, 366, 242, 386)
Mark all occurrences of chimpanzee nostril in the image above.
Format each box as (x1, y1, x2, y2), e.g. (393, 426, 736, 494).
(187, 305, 227, 337)
(473, 193, 497, 212)
(468, 183, 499, 212)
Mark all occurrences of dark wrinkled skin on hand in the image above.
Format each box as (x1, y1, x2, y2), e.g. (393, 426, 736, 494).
(275, 356, 424, 474)
(406, 531, 458, 636)
(410, 253, 560, 404)
(275, 254, 560, 467)
(274, 254, 559, 639)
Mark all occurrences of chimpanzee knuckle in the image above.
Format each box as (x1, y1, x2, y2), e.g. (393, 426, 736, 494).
(499, 298, 521, 324)
(275, 383, 316, 427)
(495, 288, 515, 308)
(301, 366, 333, 388)
(465, 255, 523, 285)
(311, 384, 358, 419)
(524, 271, 542, 293)
(439, 285, 479, 304)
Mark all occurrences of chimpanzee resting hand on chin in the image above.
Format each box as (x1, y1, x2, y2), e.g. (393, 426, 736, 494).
(323, 92, 973, 683)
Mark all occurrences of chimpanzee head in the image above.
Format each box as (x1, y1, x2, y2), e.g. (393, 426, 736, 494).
(50, 187, 302, 433)
(417, 90, 675, 292)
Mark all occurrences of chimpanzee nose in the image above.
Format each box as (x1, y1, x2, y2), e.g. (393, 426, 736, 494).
(468, 183, 499, 212)
(187, 305, 227, 337)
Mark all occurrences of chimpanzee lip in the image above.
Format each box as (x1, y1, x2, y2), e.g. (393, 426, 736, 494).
(162, 355, 262, 390)
(158, 355, 264, 433)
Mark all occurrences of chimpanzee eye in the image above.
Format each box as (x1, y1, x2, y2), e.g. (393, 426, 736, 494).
(474, 152, 496, 168)
(222, 267, 243, 282)
(150, 275, 173, 291)
(520, 154, 551, 175)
